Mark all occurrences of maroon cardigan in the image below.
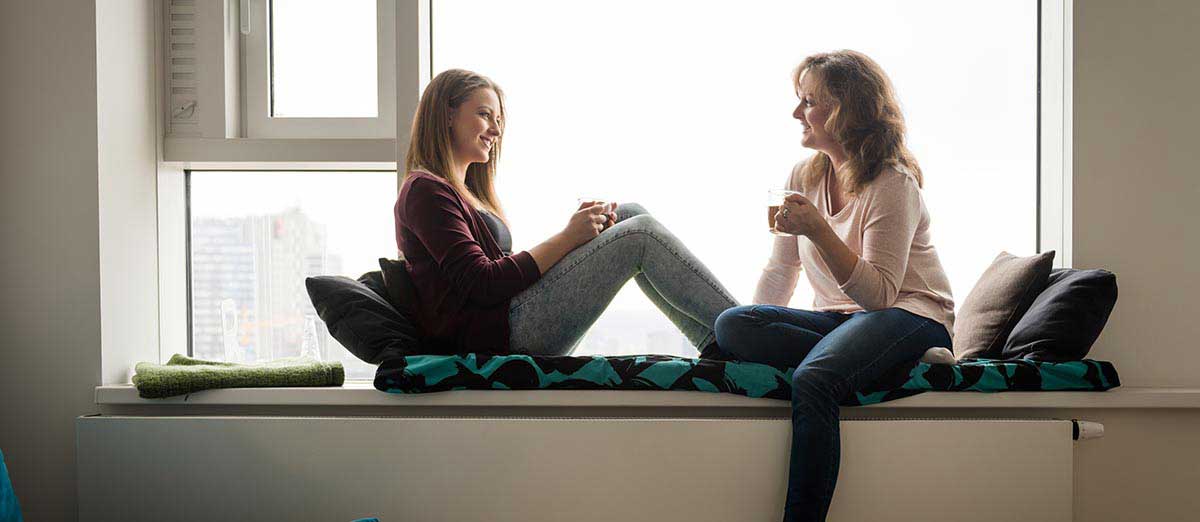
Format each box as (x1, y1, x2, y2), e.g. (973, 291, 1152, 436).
(394, 170, 541, 353)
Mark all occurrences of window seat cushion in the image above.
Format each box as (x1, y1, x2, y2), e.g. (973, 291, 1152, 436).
(375, 354, 1120, 406)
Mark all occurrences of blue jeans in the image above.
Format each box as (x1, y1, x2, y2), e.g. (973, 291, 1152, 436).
(508, 203, 739, 355)
(714, 305, 951, 522)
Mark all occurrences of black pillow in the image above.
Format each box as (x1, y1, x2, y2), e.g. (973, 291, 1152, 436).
(305, 271, 423, 365)
(357, 270, 388, 298)
(378, 258, 423, 329)
(1001, 268, 1118, 361)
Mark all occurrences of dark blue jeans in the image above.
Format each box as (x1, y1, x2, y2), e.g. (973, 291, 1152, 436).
(714, 305, 951, 522)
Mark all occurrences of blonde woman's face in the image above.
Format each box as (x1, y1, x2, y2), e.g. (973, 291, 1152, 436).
(793, 72, 837, 153)
(449, 88, 502, 167)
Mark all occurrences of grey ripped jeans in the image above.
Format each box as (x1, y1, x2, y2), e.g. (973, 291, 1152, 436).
(508, 203, 739, 356)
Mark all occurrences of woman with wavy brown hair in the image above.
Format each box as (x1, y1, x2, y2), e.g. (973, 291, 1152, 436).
(395, 69, 738, 356)
(713, 51, 955, 521)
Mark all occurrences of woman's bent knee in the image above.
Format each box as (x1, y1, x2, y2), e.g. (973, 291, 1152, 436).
(616, 202, 648, 222)
(609, 213, 668, 239)
(715, 306, 758, 351)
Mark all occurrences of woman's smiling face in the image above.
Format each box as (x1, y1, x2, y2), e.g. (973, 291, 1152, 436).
(793, 71, 837, 153)
(450, 88, 503, 167)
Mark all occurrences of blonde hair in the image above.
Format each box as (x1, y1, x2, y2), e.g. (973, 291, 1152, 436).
(794, 50, 922, 194)
(404, 69, 507, 219)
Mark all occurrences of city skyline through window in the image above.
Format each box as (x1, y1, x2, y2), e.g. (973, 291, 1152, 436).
(188, 171, 396, 379)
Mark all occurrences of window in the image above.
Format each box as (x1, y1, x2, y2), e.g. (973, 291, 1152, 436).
(270, 1, 378, 118)
(242, 0, 397, 137)
(178, 2, 1052, 373)
(188, 170, 397, 379)
(431, 1, 1038, 356)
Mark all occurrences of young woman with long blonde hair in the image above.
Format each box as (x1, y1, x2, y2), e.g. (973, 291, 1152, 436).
(395, 69, 738, 356)
(714, 51, 956, 521)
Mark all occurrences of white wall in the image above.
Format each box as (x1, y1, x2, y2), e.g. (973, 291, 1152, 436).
(1072, 0, 1200, 387)
(0, 0, 159, 519)
(0, 2, 102, 521)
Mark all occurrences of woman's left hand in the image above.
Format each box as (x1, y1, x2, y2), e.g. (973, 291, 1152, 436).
(774, 194, 828, 237)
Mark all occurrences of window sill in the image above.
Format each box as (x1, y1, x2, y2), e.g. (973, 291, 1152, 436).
(94, 384, 1200, 409)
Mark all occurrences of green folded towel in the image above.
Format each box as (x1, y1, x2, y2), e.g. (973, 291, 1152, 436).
(132, 354, 345, 399)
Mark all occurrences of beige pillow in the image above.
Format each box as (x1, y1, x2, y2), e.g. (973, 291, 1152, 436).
(953, 251, 1055, 360)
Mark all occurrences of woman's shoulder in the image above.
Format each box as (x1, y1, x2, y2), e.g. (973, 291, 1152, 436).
(398, 170, 466, 217)
(403, 169, 447, 187)
(859, 164, 922, 211)
(867, 163, 919, 192)
(401, 170, 455, 197)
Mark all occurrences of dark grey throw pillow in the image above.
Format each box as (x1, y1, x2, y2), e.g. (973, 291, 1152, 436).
(1001, 268, 1117, 361)
(953, 251, 1056, 360)
(305, 271, 422, 365)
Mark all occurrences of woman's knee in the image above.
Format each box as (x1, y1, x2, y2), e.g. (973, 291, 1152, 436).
(609, 213, 668, 239)
(615, 202, 648, 222)
(714, 306, 760, 352)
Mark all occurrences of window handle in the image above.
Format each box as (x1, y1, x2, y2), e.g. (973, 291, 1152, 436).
(239, 0, 251, 35)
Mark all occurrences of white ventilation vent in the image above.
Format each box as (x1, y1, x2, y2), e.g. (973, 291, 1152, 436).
(166, 0, 199, 136)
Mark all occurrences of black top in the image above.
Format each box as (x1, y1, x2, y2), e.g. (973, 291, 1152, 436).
(478, 209, 512, 256)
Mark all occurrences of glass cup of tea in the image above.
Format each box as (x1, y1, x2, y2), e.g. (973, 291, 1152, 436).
(767, 189, 801, 236)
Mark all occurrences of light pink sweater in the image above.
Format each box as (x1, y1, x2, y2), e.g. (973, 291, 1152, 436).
(755, 160, 956, 336)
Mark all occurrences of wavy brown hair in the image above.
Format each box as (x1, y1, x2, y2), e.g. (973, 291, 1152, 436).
(794, 50, 922, 194)
(404, 69, 507, 219)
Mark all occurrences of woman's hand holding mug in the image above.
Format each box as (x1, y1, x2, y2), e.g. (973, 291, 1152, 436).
(562, 202, 614, 248)
(773, 193, 826, 237)
(577, 199, 618, 230)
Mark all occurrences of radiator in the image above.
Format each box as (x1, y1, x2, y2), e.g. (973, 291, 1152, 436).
(77, 416, 1078, 521)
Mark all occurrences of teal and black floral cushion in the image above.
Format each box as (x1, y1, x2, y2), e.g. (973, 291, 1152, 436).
(374, 354, 1120, 406)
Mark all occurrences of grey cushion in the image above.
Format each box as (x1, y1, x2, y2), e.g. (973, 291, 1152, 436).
(953, 251, 1055, 360)
(1001, 268, 1118, 361)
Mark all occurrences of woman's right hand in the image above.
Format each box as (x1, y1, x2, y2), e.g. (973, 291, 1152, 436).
(560, 203, 611, 248)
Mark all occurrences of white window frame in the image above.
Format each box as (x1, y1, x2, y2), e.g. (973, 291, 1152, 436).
(1038, 0, 1073, 268)
(241, 0, 398, 138)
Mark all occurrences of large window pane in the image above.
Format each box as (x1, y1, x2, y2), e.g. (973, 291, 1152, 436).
(189, 171, 397, 380)
(433, 1, 1037, 356)
(271, 0, 377, 117)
